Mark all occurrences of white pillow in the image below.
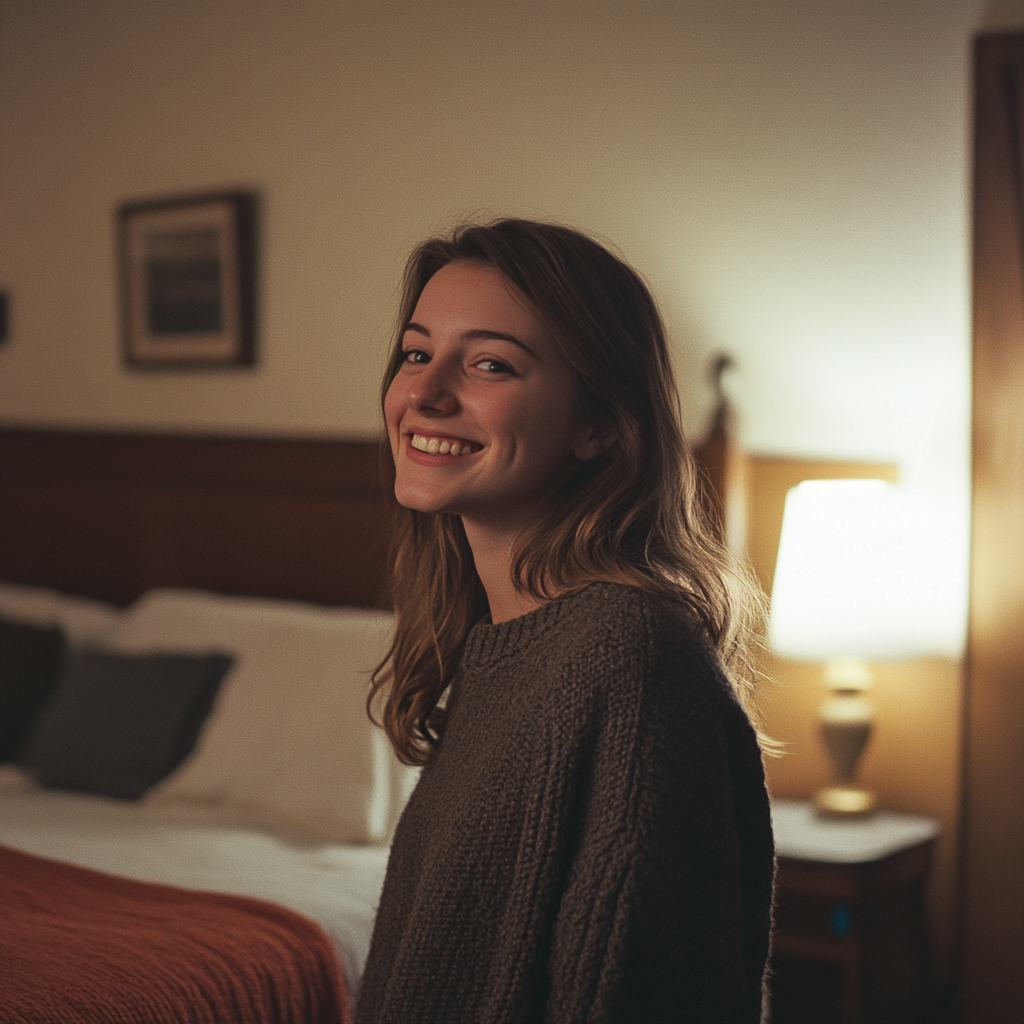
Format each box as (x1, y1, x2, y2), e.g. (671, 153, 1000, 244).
(0, 582, 122, 648)
(107, 588, 411, 844)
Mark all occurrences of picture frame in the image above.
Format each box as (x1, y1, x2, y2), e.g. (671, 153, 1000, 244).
(118, 191, 257, 368)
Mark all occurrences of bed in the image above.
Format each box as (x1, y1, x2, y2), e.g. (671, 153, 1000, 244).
(0, 420, 736, 1024)
(0, 427, 409, 1024)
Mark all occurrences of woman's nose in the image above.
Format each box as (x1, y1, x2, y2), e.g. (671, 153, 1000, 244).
(406, 360, 458, 415)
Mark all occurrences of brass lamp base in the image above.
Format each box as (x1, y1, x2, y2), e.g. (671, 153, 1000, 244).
(816, 658, 878, 819)
(814, 785, 877, 817)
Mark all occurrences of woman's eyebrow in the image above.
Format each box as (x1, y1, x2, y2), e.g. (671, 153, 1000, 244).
(462, 329, 534, 356)
(403, 322, 537, 358)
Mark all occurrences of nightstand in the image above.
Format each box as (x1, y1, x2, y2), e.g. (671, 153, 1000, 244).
(769, 799, 940, 1024)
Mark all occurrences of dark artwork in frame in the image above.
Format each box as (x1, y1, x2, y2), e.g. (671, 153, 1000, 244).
(118, 191, 257, 368)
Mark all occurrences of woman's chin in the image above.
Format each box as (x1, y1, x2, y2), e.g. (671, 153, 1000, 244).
(393, 485, 458, 516)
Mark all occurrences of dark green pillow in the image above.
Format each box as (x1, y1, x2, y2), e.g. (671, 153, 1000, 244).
(19, 650, 233, 799)
(0, 615, 66, 762)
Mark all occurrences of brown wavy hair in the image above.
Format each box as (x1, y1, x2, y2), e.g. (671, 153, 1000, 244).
(369, 218, 766, 765)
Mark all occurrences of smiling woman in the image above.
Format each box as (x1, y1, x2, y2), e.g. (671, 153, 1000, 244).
(385, 261, 606, 621)
(360, 219, 775, 1024)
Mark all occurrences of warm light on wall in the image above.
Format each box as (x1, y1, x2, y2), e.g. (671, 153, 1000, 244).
(770, 479, 962, 815)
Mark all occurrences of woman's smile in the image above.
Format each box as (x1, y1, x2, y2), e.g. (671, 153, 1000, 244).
(408, 433, 481, 458)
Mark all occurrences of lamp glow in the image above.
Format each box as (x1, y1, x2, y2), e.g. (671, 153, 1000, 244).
(770, 479, 960, 816)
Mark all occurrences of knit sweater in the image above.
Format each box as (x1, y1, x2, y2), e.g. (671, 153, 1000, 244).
(355, 583, 774, 1024)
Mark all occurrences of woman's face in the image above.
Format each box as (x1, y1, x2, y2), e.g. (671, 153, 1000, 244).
(385, 261, 600, 534)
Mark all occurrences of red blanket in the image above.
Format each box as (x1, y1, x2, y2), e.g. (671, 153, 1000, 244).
(0, 844, 350, 1024)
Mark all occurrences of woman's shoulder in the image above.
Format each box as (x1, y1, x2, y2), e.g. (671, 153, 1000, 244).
(558, 581, 710, 651)
(560, 582, 738, 705)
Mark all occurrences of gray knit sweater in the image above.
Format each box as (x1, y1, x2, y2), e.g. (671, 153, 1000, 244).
(356, 583, 774, 1024)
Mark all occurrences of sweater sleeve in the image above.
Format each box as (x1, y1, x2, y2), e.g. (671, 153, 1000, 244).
(543, 599, 773, 1024)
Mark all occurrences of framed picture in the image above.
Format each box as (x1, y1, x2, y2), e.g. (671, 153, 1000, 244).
(118, 191, 257, 367)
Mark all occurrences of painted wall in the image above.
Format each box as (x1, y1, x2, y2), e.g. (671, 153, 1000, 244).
(0, 1, 977, 480)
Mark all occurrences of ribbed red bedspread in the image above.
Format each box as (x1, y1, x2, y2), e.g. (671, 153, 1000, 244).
(0, 844, 349, 1024)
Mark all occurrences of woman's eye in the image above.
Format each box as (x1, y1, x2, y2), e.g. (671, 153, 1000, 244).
(477, 358, 512, 374)
(402, 349, 430, 365)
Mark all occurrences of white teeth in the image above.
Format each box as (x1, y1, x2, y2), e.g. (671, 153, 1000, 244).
(410, 433, 472, 456)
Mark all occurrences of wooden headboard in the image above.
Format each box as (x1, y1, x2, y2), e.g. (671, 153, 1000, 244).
(0, 427, 393, 608)
(0, 420, 740, 611)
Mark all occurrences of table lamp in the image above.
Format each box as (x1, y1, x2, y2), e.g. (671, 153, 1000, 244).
(769, 479, 956, 817)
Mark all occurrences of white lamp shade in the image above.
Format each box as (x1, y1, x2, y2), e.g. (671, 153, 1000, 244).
(770, 479, 962, 661)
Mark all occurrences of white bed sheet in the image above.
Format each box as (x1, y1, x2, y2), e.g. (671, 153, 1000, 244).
(0, 768, 390, 1001)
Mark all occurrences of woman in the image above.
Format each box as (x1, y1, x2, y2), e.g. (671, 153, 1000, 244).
(357, 220, 774, 1024)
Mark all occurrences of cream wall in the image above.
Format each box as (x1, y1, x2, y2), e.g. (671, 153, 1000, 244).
(0, 0, 980, 491)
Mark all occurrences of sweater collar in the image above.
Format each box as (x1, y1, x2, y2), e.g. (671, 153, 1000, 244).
(462, 590, 580, 668)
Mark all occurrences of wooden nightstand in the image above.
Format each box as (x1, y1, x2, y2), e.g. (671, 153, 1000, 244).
(769, 799, 940, 1024)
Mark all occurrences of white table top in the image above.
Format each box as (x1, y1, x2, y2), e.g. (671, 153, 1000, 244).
(771, 798, 940, 864)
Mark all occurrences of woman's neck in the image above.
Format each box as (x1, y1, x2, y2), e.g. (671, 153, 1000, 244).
(462, 519, 546, 625)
